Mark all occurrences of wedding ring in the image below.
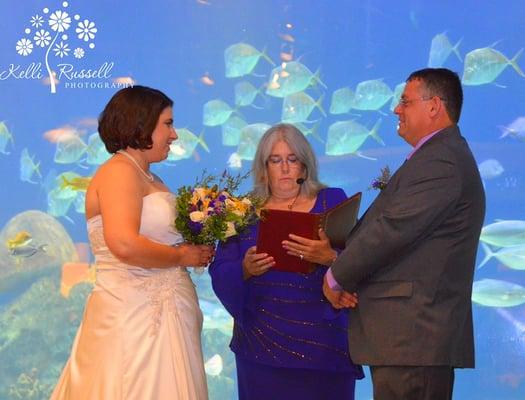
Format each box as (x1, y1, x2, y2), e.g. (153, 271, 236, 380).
(299, 253, 304, 260)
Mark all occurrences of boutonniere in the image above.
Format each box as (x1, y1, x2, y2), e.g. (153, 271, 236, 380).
(370, 166, 391, 191)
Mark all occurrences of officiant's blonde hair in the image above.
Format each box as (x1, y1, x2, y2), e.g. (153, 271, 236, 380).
(252, 123, 326, 200)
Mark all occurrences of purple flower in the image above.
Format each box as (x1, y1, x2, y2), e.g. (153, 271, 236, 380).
(189, 221, 203, 234)
(370, 166, 391, 191)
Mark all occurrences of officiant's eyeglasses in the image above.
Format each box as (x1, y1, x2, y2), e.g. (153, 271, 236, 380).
(397, 96, 446, 108)
(267, 155, 301, 168)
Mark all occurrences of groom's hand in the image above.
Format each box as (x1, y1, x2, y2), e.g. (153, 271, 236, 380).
(323, 274, 343, 308)
(323, 274, 359, 309)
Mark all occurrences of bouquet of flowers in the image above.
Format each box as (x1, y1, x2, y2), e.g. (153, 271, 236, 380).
(175, 171, 262, 245)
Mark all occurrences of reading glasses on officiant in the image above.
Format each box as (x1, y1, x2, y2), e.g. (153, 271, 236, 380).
(266, 155, 301, 168)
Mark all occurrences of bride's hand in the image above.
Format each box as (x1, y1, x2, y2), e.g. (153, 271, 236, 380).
(242, 246, 274, 279)
(177, 244, 215, 267)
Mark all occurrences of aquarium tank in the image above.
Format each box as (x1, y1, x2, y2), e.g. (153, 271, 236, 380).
(0, 1, 524, 399)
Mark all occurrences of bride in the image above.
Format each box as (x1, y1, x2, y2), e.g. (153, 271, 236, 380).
(51, 86, 214, 400)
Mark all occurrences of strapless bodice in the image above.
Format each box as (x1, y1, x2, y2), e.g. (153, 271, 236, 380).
(87, 191, 183, 268)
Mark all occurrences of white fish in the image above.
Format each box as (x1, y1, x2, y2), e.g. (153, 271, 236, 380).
(237, 123, 271, 160)
(499, 116, 525, 141)
(352, 79, 393, 111)
(427, 32, 462, 67)
(20, 148, 42, 184)
(478, 242, 525, 270)
(325, 119, 383, 156)
(480, 220, 525, 247)
(204, 354, 223, 376)
(462, 46, 524, 86)
(10, 244, 47, 258)
(227, 152, 242, 169)
(478, 159, 504, 180)
(0, 121, 14, 154)
(472, 279, 525, 307)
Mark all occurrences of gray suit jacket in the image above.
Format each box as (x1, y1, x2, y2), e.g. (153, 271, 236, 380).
(332, 125, 485, 368)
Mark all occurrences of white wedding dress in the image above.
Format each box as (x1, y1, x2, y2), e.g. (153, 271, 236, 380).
(51, 192, 208, 400)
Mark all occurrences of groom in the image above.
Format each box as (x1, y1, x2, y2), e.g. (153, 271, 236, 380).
(323, 68, 485, 400)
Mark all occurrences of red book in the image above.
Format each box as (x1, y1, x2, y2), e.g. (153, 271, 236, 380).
(256, 192, 361, 273)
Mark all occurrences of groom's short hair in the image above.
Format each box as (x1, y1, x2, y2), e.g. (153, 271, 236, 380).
(407, 68, 463, 123)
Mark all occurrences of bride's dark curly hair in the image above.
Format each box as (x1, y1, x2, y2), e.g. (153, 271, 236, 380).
(98, 85, 173, 153)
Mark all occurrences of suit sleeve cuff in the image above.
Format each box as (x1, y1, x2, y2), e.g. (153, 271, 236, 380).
(325, 268, 343, 291)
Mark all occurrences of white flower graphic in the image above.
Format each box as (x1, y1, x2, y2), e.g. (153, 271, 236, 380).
(16, 38, 33, 56)
(73, 47, 85, 59)
(49, 10, 71, 32)
(34, 29, 51, 47)
(76, 19, 97, 42)
(30, 14, 44, 28)
(53, 41, 70, 58)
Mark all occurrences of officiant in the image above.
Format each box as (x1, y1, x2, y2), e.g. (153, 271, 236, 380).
(209, 123, 364, 400)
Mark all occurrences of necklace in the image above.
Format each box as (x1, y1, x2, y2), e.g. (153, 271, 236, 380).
(116, 150, 154, 182)
(287, 192, 300, 210)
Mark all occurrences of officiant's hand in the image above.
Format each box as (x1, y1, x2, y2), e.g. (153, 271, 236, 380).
(242, 246, 275, 280)
(282, 229, 337, 266)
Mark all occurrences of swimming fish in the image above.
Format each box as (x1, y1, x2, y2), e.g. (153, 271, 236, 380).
(0, 121, 14, 154)
(472, 279, 525, 308)
(9, 243, 47, 258)
(227, 152, 242, 169)
(325, 119, 384, 156)
(478, 159, 504, 180)
(282, 92, 326, 123)
(352, 79, 393, 111)
(86, 132, 111, 165)
(20, 148, 42, 184)
(54, 132, 88, 164)
(478, 242, 525, 270)
(234, 81, 263, 108)
(427, 32, 462, 67)
(224, 43, 274, 78)
(6, 231, 33, 250)
(221, 116, 247, 146)
(266, 61, 326, 98)
(168, 128, 209, 161)
(203, 99, 235, 127)
(462, 46, 525, 86)
(329, 87, 355, 115)
(60, 175, 92, 192)
(480, 220, 525, 248)
(389, 82, 406, 112)
(47, 187, 76, 221)
(500, 116, 525, 141)
(237, 123, 271, 160)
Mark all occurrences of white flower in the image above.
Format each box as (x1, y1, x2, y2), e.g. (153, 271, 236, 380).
(224, 222, 237, 238)
(16, 38, 33, 56)
(53, 41, 70, 58)
(73, 47, 85, 59)
(34, 30, 51, 47)
(49, 10, 71, 32)
(76, 19, 97, 41)
(241, 197, 252, 206)
(189, 211, 206, 223)
(30, 15, 44, 28)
